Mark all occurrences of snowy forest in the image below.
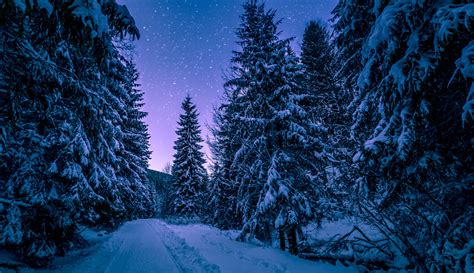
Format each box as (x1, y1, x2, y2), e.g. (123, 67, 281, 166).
(0, 0, 473, 272)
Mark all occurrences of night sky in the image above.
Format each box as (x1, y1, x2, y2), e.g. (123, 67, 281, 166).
(119, 0, 339, 171)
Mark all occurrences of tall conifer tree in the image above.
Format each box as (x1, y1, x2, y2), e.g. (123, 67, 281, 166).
(171, 95, 207, 217)
(207, 90, 242, 229)
(331, 0, 376, 90)
(0, 0, 154, 264)
(300, 20, 354, 219)
(217, 0, 327, 253)
(333, 1, 473, 270)
(301, 21, 335, 96)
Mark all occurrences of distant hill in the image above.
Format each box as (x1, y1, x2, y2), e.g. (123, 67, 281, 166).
(147, 169, 173, 193)
(147, 169, 173, 216)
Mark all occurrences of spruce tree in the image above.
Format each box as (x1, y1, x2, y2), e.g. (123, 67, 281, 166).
(0, 0, 153, 265)
(331, 1, 379, 211)
(301, 21, 335, 97)
(301, 20, 345, 123)
(119, 58, 156, 218)
(334, 1, 473, 270)
(171, 95, 207, 217)
(207, 90, 242, 229)
(220, 0, 327, 253)
(300, 20, 354, 220)
(331, 0, 376, 90)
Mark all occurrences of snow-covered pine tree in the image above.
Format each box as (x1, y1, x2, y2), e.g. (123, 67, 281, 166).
(223, 0, 327, 254)
(330, 1, 379, 214)
(118, 57, 156, 218)
(0, 0, 153, 265)
(331, 0, 376, 91)
(334, 0, 473, 270)
(300, 20, 354, 220)
(171, 95, 207, 217)
(207, 90, 242, 229)
(301, 21, 336, 99)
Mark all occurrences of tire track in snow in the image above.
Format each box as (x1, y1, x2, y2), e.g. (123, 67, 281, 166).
(149, 221, 221, 273)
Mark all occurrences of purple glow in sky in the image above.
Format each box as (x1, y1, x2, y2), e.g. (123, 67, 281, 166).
(119, 0, 338, 171)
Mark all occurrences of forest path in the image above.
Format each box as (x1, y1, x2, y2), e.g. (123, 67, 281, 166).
(66, 219, 219, 273)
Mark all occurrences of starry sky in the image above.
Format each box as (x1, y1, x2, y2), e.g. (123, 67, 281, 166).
(118, 0, 339, 171)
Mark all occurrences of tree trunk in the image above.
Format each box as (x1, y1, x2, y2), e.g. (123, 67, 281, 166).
(288, 226, 298, 255)
(265, 222, 272, 244)
(279, 228, 286, 251)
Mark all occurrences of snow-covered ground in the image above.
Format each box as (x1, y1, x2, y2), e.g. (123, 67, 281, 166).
(169, 223, 356, 273)
(1, 219, 356, 273)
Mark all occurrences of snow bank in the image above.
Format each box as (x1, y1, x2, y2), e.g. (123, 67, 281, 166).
(168, 223, 356, 273)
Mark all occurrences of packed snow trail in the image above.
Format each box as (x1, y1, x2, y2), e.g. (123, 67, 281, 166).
(66, 219, 218, 273)
(72, 220, 177, 273)
(13, 219, 355, 273)
(17, 219, 217, 273)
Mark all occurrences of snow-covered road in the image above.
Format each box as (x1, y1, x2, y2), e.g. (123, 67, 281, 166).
(72, 220, 183, 273)
(66, 219, 218, 273)
(16, 219, 355, 273)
